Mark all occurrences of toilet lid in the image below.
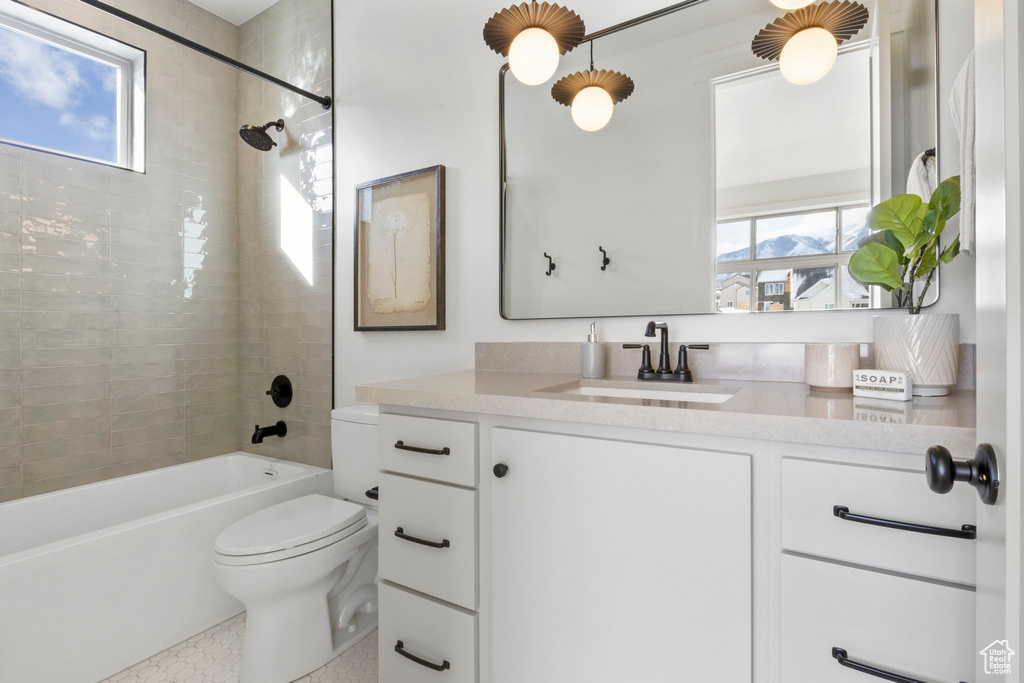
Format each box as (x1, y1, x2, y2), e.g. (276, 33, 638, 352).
(215, 494, 366, 557)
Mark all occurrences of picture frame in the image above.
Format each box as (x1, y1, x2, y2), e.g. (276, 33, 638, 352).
(353, 165, 446, 331)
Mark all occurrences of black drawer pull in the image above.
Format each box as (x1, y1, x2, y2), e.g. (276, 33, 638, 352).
(832, 647, 967, 683)
(395, 527, 450, 549)
(833, 505, 977, 540)
(365, 487, 379, 500)
(395, 440, 450, 456)
(395, 640, 450, 672)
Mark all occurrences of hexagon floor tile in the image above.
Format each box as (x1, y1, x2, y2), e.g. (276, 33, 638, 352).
(100, 614, 378, 683)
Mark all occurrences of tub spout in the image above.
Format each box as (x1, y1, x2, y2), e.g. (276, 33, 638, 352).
(252, 421, 287, 444)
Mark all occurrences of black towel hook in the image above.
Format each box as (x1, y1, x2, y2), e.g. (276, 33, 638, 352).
(599, 246, 610, 271)
(544, 252, 556, 276)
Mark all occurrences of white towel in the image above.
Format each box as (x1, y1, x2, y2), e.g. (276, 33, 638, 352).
(906, 152, 937, 201)
(950, 52, 976, 257)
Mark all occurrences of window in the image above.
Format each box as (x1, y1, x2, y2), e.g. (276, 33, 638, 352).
(0, 3, 145, 170)
(716, 205, 871, 312)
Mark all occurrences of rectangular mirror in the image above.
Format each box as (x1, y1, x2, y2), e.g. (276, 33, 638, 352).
(500, 0, 946, 320)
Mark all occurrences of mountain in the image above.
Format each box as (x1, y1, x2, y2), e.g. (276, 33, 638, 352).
(719, 234, 833, 262)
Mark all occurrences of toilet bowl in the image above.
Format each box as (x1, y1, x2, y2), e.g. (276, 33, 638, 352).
(213, 405, 381, 683)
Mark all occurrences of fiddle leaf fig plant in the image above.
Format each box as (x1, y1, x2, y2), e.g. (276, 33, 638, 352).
(849, 176, 962, 314)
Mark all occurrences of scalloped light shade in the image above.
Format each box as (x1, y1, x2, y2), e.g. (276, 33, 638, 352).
(571, 86, 615, 131)
(508, 27, 560, 85)
(779, 27, 838, 84)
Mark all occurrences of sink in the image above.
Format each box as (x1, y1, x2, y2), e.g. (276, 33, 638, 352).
(554, 385, 733, 404)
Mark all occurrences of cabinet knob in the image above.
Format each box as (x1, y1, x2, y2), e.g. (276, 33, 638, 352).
(925, 444, 999, 505)
(493, 463, 509, 478)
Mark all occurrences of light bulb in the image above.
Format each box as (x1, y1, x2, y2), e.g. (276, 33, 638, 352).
(508, 28, 560, 86)
(770, 0, 815, 8)
(779, 27, 838, 85)
(571, 86, 615, 132)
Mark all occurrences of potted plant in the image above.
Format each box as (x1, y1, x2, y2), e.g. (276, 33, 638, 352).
(849, 176, 963, 396)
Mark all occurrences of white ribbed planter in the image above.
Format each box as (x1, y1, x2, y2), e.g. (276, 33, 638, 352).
(873, 314, 960, 396)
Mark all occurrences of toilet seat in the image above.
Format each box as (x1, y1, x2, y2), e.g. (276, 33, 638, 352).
(214, 494, 368, 566)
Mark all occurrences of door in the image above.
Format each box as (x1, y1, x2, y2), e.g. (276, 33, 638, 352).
(490, 428, 752, 683)
(972, 0, 1021, 679)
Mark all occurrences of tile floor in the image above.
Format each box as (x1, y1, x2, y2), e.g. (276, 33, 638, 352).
(101, 614, 378, 683)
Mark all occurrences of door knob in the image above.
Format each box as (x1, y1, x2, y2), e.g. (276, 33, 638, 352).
(925, 444, 999, 505)
(493, 463, 509, 478)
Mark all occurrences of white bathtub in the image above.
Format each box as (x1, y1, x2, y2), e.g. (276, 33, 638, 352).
(0, 452, 332, 683)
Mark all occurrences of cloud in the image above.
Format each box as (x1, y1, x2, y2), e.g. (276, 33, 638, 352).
(58, 112, 116, 141)
(0, 28, 84, 109)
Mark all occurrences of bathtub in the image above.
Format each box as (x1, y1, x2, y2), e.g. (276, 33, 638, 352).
(0, 452, 332, 683)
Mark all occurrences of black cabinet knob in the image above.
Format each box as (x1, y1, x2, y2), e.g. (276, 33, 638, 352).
(493, 463, 509, 478)
(926, 444, 999, 505)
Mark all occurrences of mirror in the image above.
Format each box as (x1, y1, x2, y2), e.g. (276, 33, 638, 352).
(500, 0, 951, 320)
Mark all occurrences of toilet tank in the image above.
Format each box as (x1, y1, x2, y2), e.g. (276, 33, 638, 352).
(331, 405, 379, 508)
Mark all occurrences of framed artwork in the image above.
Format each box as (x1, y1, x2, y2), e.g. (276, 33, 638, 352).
(353, 165, 446, 331)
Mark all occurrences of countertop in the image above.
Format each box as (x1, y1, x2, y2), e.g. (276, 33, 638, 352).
(355, 371, 977, 455)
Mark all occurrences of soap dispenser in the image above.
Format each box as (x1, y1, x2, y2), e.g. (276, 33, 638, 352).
(582, 322, 606, 379)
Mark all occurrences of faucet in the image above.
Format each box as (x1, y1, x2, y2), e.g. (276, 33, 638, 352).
(252, 421, 287, 444)
(623, 321, 709, 383)
(644, 321, 673, 375)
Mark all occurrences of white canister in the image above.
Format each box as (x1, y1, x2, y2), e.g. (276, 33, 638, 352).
(804, 343, 861, 391)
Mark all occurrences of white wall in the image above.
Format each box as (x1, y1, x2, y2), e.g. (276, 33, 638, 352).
(333, 0, 977, 405)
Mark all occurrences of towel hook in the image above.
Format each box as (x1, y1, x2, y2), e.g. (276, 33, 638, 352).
(599, 246, 610, 271)
(544, 252, 556, 276)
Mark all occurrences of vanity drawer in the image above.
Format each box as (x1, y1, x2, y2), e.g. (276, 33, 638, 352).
(781, 457, 976, 584)
(379, 582, 477, 683)
(780, 554, 974, 682)
(379, 413, 478, 487)
(379, 472, 478, 609)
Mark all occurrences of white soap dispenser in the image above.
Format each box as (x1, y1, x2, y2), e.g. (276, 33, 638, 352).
(582, 322, 606, 379)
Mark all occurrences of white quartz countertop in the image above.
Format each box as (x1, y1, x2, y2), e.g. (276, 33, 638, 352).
(355, 371, 977, 455)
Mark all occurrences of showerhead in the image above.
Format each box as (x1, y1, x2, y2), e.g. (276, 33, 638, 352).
(240, 119, 285, 151)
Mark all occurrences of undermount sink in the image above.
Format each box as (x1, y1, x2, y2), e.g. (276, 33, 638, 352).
(553, 385, 734, 404)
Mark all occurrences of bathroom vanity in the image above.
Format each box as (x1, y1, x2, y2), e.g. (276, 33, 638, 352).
(358, 371, 978, 683)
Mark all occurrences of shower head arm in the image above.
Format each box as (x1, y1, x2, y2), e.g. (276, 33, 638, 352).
(261, 120, 285, 132)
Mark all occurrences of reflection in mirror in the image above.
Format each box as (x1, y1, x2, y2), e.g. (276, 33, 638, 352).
(501, 0, 950, 320)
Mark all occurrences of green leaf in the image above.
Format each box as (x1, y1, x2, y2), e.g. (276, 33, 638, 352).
(939, 235, 961, 264)
(850, 243, 905, 291)
(868, 194, 924, 248)
(917, 242, 938, 276)
(928, 176, 962, 222)
(904, 232, 935, 260)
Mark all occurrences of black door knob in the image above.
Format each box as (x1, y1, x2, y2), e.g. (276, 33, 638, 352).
(493, 463, 509, 478)
(926, 444, 1000, 505)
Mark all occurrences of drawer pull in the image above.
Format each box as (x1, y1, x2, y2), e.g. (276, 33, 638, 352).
(833, 505, 976, 540)
(395, 640, 451, 672)
(832, 647, 966, 683)
(395, 527, 450, 549)
(365, 487, 379, 500)
(395, 440, 451, 456)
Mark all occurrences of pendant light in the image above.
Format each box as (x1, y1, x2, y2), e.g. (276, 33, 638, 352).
(484, 2, 586, 86)
(551, 41, 635, 132)
(751, 1, 869, 85)
(769, 0, 815, 9)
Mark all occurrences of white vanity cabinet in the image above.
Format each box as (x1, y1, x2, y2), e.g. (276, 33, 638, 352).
(372, 407, 978, 683)
(489, 428, 753, 683)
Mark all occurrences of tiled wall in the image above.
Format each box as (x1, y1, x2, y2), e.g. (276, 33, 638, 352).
(237, 0, 334, 468)
(0, 0, 242, 501)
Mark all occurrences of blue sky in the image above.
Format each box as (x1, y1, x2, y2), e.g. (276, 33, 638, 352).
(0, 26, 117, 163)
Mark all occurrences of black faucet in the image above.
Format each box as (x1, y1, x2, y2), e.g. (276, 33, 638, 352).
(252, 421, 287, 444)
(644, 321, 672, 375)
(624, 322, 709, 383)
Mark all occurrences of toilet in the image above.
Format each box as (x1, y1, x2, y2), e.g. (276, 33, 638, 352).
(213, 405, 380, 683)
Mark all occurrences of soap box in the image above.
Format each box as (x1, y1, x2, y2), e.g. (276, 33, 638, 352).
(853, 370, 913, 401)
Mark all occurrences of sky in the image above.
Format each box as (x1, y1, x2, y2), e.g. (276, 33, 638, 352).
(0, 25, 118, 163)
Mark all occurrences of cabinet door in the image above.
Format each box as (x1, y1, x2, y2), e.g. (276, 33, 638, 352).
(490, 428, 752, 683)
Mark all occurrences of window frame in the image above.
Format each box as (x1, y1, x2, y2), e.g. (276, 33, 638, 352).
(0, 1, 146, 171)
(716, 204, 872, 312)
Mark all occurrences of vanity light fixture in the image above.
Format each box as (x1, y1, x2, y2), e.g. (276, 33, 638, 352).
(483, 2, 586, 86)
(551, 41, 635, 132)
(752, 1, 870, 85)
